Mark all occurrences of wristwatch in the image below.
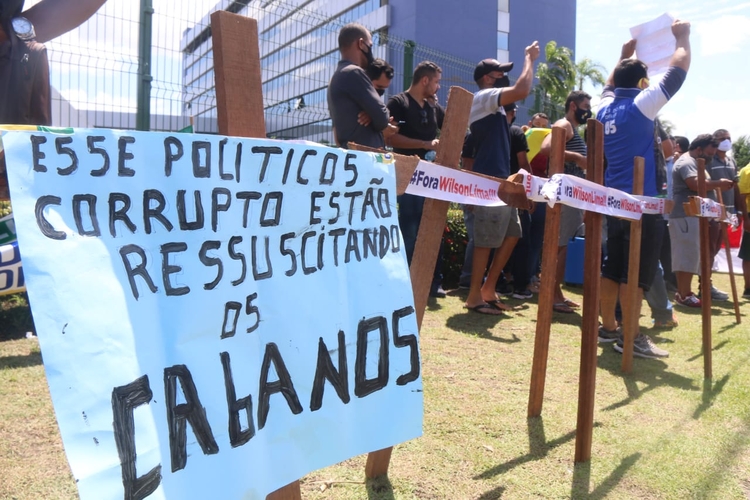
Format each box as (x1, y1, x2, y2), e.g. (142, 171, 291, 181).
(11, 17, 36, 41)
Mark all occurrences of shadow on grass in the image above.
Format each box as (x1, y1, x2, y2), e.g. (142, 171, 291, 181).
(692, 375, 730, 419)
(571, 453, 641, 499)
(476, 485, 506, 499)
(366, 475, 395, 500)
(686, 339, 730, 362)
(446, 313, 521, 344)
(597, 351, 699, 412)
(474, 417, 576, 480)
(718, 321, 744, 334)
(0, 351, 42, 370)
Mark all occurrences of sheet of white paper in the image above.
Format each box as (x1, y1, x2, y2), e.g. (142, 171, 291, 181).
(630, 12, 676, 79)
(2, 128, 423, 500)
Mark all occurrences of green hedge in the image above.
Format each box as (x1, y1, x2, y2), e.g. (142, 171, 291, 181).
(442, 206, 468, 288)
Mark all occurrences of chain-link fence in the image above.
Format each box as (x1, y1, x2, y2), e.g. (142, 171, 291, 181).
(43, 0, 560, 142)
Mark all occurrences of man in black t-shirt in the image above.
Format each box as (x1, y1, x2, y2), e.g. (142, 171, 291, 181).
(386, 61, 446, 296)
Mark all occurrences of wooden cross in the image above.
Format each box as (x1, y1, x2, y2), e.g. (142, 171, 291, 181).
(209, 10, 473, 498)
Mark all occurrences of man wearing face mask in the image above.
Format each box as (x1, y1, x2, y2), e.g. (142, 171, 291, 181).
(327, 23, 397, 149)
(366, 58, 394, 97)
(668, 134, 734, 307)
(705, 128, 738, 301)
(385, 61, 446, 295)
(596, 19, 692, 359)
(463, 43, 541, 315)
(0, 0, 107, 199)
(539, 90, 591, 313)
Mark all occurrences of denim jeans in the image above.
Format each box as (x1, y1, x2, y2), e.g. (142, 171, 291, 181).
(398, 193, 443, 289)
(644, 261, 673, 322)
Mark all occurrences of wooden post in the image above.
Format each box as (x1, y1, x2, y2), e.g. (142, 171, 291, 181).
(211, 11, 267, 138)
(714, 188, 742, 324)
(697, 159, 713, 380)
(620, 157, 644, 374)
(365, 86, 474, 479)
(210, 11, 299, 500)
(574, 119, 604, 463)
(527, 125, 566, 417)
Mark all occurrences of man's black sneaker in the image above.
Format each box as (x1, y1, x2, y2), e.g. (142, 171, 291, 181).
(598, 325, 621, 343)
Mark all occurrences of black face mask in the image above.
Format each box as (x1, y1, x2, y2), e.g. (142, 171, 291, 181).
(574, 106, 592, 124)
(376, 88, 385, 97)
(493, 75, 510, 88)
(0, 0, 24, 23)
(360, 42, 375, 67)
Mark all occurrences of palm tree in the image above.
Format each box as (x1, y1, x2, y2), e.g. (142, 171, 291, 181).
(575, 57, 606, 91)
(535, 41, 576, 110)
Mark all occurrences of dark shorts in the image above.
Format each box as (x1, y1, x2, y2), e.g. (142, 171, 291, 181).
(601, 214, 664, 291)
(740, 230, 750, 261)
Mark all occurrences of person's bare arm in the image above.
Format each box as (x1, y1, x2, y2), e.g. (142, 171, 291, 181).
(669, 19, 691, 73)
(539, 119, 573, 154)
(499, 41, 540, 105)
(684, 176, 733, 192)
(25, 0, 108, 44)
(517, 151, 530, 171)
(387, 134, 438, 151)
(605, 39, 636, 87)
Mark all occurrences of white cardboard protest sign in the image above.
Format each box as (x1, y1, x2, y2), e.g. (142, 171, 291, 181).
(405, 160, 506, 206)
(2, 128, 422, 500)
(630, 13, 675, 80)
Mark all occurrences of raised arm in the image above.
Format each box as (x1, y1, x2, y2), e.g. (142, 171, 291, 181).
(669, 19, 691, 73)
(25, 0, 108, 43)
(499, 41, 540, 106)
(605, 39, 636, 87)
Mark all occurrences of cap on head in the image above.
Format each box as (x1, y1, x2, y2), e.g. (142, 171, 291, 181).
(473, 59, 514, 82)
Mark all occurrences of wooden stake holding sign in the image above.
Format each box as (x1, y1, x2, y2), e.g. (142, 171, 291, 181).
(210, 11, 304, 500)
(714, 188, 742, 325)
(620, 157, 644, 374)
(697, 159, 713, 380)
(365, 86, 474, 479)
(574, 119, 604, 463)
(527, 125, 566, 418)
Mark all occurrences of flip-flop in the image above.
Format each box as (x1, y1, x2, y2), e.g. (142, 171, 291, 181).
(466, 303, 507, 316)
(563, 298, 581, 308)
(487, 299, 517, 312)
(553, 302, 575, 314)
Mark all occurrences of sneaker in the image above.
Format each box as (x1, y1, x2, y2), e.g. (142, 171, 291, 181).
(495, 282, 513, 296)
(613, 333, 669, 359)
(512, 289, 533, 300)
(674, 292, 701, 308)
(429, 285, 447, 298)
(744, 288, 750, 298)
(598, 325, 621, 343)
(710, 285, 729, 301)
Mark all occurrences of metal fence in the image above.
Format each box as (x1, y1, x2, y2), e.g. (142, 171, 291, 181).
(43, 0, 560, 142)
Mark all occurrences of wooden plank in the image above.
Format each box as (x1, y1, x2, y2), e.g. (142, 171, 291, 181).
(574, 119, 604, 463)
(266, 481, 302, 500)
(211, 11, 266, 138)
(365, 86, 473, 479)
(527, 125, 566, 417)
(715, 189, 742, 325)
(620, 157, 644, 374)
(347, 145, 421, 196)
(697, 159, 712, 380)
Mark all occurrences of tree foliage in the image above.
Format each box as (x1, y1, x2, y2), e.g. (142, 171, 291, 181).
(575, 57, 606, 91)
(733, 135, 750, 170)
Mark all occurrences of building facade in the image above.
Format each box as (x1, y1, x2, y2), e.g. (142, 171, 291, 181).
(181, 0, 576, 140)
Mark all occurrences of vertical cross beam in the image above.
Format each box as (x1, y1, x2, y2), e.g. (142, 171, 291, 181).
(527, 125, 566, 417)
(574, 119, 604, 463)
(697, 159, 713, 379)
(365, 86, 474, 479)
(620, 157, 644, 373)
(210, 10, 299, 500)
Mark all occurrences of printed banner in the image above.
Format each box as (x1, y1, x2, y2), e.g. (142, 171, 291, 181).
(0, 240, 24, 296)
(517, 169, 547, 202)
(689, 196, 739, 226)
(0, 213, 17, 244)
(540, 173, 644, 220)
(405, 160, 505, 206)
(2, 128, 422, 500)
(632, 195, 669, 215)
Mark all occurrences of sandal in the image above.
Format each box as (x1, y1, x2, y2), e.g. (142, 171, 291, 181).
(563, 298, 581, 308)
(552, 302, 575, 314)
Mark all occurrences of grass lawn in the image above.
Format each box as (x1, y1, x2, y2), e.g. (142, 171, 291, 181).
(1, 274, 749, 499)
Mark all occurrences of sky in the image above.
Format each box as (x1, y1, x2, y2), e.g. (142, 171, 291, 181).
(576, 0, 750, 141)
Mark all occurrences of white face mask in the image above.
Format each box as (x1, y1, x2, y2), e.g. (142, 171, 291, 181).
(718, 139, 732, 152)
